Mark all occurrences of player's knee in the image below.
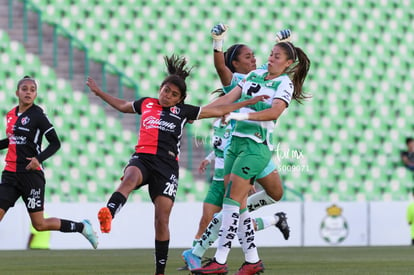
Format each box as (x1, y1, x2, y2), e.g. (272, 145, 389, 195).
(267, 188, 284, 201)
(120, 177, 138, 191)
(0, 208, 6, 221)
(32, 221, 47, 231)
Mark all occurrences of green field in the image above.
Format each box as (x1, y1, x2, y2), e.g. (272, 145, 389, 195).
(0, 246, 413, 275)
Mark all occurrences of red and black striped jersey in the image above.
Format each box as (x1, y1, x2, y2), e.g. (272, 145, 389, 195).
(3, 104, 55, 172)
(132, 97, 201, 160)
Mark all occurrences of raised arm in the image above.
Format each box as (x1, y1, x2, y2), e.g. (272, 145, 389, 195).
(86, 77, 135, 113)
(198, 94, 268, 120)
(203, 85, 242, 110)
(211, 24, 233, 86)
(214, 49, 233, 87)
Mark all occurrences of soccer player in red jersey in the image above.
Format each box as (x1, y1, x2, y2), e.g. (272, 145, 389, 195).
(0, 75, 98, 249)
(87, 55, 267, 275)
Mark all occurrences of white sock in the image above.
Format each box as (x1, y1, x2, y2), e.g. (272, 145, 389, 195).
(247, 190, 277, 212)
(254, 215, 278, 231)
(214, 198, 240, 264)
(192, 212, 222, 258)
(238, 208, 260, 263)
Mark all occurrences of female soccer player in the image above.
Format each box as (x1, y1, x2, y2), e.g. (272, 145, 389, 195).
(182, 25, 292, 272)
(0, 75, 98, 249)
(86, 55, 266, 275)
(192, 33, 311, 275)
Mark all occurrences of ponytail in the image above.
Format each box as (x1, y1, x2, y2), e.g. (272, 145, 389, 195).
(161, 54, 193, 103)
(277, 42, 311, 103)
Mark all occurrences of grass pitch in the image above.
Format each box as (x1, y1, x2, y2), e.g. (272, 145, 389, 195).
(0, 246, 413, 274)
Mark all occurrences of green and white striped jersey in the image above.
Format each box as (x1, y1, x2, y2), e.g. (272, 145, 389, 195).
(232, 69, 293, 150)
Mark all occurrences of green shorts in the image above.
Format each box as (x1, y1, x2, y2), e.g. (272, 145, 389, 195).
(224, 136, 271, 181)
(257, 159, 277, 179)
(203, 179, 225, 207)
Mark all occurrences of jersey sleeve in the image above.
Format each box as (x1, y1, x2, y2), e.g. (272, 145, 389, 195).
(184, 104, 201, 120)
(132, 97, 148, 114)
(36, 128, 61, 163)
(0, 138, 9, 150)
(37, 109, 60, 160)
(223, 73, 245, 93)
(37, 109, 54, 134)
(273, 77, 293, 107)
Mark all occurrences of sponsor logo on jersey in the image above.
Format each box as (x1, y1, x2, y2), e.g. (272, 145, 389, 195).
(170, 106, 180, 115)
(9, 135, 27, 145)
(143, 116, 176, 131)
(145, 102, 154, 109)
(21, 116, 30, 125)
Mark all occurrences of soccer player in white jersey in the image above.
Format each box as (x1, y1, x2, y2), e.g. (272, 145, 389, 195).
(191, 27, 311, 275)
(182, 26, 293, 272)
(214, 26, 293, 216)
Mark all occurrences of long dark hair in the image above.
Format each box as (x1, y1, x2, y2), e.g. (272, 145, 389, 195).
(224, 44, 246, 73)
(161, 54, 193, 103)
(277, 42, 311, 103)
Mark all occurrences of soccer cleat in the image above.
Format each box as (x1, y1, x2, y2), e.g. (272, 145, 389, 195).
(81, 219, 98, 249)
(191, 258, 228, 274)
(182, 249, 201, 270)
(98, 207, 112, 233)
(275, 212, 290, 240)
(176, 264, 189, 271)
(234, 260, 265, 275)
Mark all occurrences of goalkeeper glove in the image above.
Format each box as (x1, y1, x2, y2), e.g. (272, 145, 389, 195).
(211, 23, 228, 52)
(275, 29, 291, 42)
(225, 112, 250, 123)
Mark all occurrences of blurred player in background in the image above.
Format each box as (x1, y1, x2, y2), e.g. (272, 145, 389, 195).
(182, 26, 292, 271)
(190, 25, 311, 274)
(401, 137, 414, 171)
(407, 193, 414, 245)
(27, 212, 51, 249)
(0, 76, 98, 250)
(86, 55, 267, 275)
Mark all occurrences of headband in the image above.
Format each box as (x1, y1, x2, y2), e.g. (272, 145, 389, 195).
(282, 42, 297, 61)
(226, 44, 243, 71)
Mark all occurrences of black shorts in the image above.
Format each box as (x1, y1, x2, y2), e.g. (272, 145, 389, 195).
(0, 170, 45, 213)
(126, 153, 179, 202)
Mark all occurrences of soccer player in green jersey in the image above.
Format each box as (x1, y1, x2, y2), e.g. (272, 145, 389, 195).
(192, 28, 311, 275)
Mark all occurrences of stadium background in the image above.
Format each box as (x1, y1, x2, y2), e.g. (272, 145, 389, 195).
(0, 0, 413, 205)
